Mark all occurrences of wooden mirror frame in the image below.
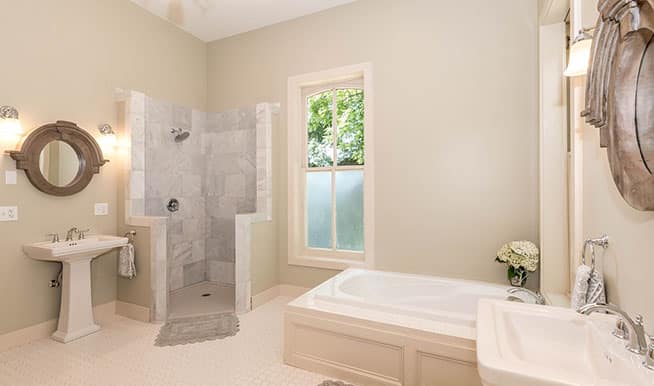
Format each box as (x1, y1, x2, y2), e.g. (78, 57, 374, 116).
(8, 120, 108, 196)
(584, 0, 654, 210)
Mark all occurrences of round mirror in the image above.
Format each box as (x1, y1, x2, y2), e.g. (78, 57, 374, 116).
(38, 141, 80, 187)
(636, 36, 654, 174)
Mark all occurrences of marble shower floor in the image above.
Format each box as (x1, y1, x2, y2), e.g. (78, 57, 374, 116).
(169, 281, 235, 319)
(0, 297, 336, 386)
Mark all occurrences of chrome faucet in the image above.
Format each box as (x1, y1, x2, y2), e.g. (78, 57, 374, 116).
(506, 287, 547, 305)
(65, 227, 79, 242)
(77, 229, 90, 240)
(578, 303, 648, 355)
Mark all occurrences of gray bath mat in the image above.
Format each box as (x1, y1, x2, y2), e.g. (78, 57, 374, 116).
(318, 381, 355, 386)
(155, 312, 239, 347)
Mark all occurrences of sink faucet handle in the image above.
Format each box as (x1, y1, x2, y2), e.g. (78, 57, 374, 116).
(46, 233, 60, 243)
(613, 318, 630, 340)
(77, 229, 90, 240)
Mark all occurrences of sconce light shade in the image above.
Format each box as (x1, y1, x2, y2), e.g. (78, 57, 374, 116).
(98, 124, 117, 155)
(0, 106, 23, 152)
(564, 31, 593, 77)
(0, 105, 22, 135)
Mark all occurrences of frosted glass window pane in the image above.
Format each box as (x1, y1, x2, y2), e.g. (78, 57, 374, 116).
(306, 172, 332, 249)
(336, 89, 364, 166)
(336, 170, 364, 251)
(307, 91, 333, 167)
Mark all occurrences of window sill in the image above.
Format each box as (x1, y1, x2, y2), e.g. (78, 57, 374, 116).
(288, 255, 370, 270)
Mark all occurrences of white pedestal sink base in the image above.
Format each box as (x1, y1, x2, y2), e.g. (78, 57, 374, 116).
(52, 258, 101, 343)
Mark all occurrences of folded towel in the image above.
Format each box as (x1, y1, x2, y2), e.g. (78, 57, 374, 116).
(571, 264, 591, 310)
(586, 268, 606, 305)
(118, 243, 136, 279)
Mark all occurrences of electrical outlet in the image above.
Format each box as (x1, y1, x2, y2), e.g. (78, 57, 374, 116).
(0, 206, 18, 221)
(94, 203, 109, 216)
(5, 170, 17, 185)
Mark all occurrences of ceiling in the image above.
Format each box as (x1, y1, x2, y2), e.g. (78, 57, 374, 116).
(130, 0, 356, 42)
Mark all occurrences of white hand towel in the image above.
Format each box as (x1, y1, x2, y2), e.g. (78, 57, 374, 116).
(586, 269, 606, 305)
(571, 264, 591, 310)
(118, 244, 136, 279)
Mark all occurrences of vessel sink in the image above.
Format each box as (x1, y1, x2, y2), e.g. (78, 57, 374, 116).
(24, 235, 128, 343)
(24, 235, 127, 262)
(477, 299, 653, 386)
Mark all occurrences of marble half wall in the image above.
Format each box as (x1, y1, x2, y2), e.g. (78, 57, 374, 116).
(116, 89, 168, 322)
(235, 102, 276, 314)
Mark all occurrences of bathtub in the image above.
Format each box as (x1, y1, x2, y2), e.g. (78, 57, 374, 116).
(284, 269, 511, 386)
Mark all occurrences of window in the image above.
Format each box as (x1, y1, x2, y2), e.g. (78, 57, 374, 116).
(288, 64, 374, 269)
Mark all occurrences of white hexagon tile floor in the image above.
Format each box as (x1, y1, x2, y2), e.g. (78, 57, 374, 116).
(0, 297, 339, 386)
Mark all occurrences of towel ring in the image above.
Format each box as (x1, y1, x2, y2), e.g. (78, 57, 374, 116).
(582, 235, 609, 273)
(124, 230, 136, 244)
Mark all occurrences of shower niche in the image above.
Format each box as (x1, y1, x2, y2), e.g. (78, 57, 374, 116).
(117, 89, 274, 321)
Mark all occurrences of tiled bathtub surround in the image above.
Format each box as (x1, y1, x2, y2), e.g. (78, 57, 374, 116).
(120, 89, 275, 317)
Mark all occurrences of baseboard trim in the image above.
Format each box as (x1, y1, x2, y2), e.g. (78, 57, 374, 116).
(0, 301, 116, 352)
(279, 284, 310, 298)
(116, 301, 151, 323)
(251, 286, 281, 309)
(251, 284, 310, 309)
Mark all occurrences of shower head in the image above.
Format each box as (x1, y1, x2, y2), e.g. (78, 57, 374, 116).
(171, 128, 190, 143)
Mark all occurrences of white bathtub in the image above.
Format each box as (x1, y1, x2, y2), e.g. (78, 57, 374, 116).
(312, 269, 509, 332)
(284, 269, 512, 386)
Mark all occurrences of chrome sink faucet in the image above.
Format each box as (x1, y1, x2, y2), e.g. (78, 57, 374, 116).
(506, 287, 547, 305)
(578, 303, 648, 355)
(65, 227, 79, 242)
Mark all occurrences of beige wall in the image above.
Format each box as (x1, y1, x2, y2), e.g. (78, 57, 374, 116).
(116, 226, 151, 308)
(207, 0, 540, 290)
(578, 0, 654, 325)
(0, 0, 543, 335)
(0, 0, 206, 335)
(583, 132, 654, 325)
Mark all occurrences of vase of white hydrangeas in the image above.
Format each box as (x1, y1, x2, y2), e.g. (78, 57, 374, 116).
(495, 241, 539, 287)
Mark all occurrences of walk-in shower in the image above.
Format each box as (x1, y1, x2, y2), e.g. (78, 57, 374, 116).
(139, 97, 258, 318)
(120, 89, 275, 321)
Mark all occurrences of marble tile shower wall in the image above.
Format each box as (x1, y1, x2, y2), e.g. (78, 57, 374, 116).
(204, 107, 257, 286)
(144, 98, 207, 291)
(143, 96, 256, 292)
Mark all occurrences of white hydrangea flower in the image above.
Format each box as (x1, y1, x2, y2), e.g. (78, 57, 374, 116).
(496, 241, 539, 272)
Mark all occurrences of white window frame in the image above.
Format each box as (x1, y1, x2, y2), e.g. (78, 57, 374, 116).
(287, 63, 375, 270)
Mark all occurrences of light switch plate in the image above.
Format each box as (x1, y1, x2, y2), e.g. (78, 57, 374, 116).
(94, 203, 109, 216)
(5, 171, 17, 185)
(0, 206, 18, 221)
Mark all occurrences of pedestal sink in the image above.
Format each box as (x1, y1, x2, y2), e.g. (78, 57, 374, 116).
(476, 299, 653, 386)
(24, 235, 127, 343)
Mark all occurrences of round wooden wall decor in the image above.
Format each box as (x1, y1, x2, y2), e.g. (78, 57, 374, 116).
(8, 120, 108, 196)
(584, 0, 654, 210)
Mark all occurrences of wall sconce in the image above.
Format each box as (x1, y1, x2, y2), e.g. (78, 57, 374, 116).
(97, 124, 117, 156)
(564, 29, 593, 77)
(0, 105, 23, 152)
